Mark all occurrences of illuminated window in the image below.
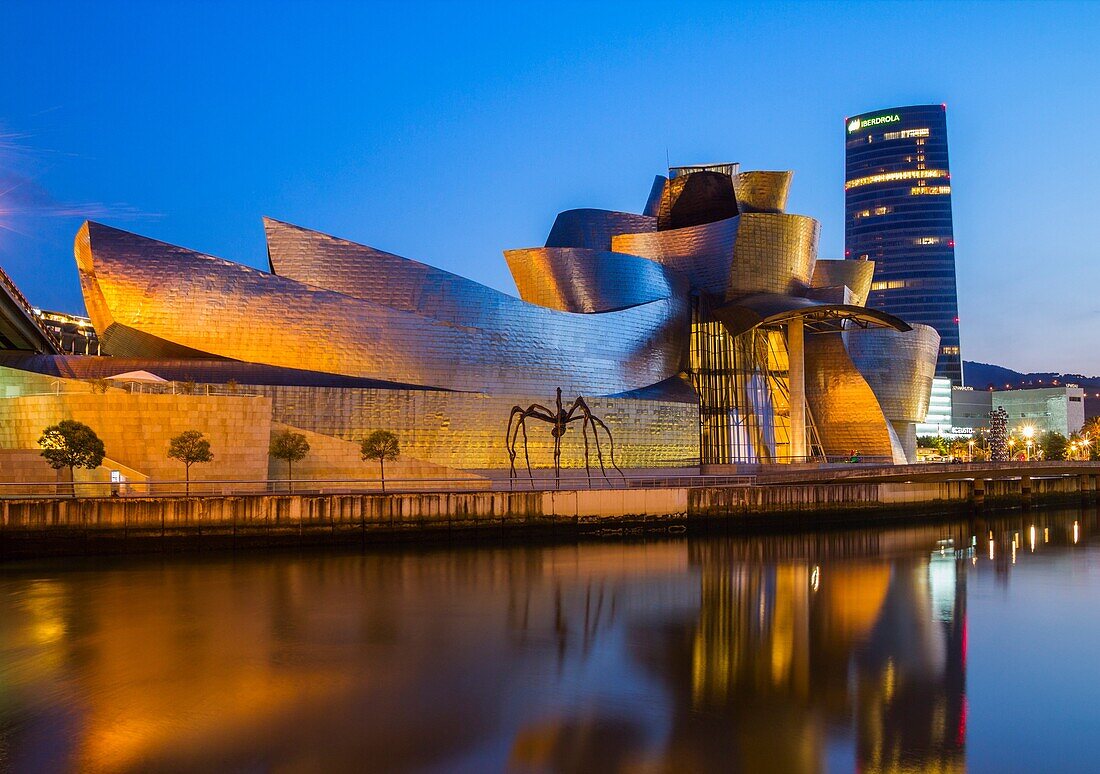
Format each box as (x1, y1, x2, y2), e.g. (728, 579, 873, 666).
(942, 346, 960, 355)
(845, 169, 948, 190)
(871, 280, 907, 290)
(915, 237, 940, 245)
(910, 185, 951, 195)
(873, 206, 889, 215)
(855, 209, 872, 218)
(883, 128, 930, 140)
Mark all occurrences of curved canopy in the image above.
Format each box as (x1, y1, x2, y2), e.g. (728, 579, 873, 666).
(713, 292, 911, 337)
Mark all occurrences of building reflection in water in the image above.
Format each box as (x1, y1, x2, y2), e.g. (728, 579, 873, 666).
(0, 510, 1093, 772)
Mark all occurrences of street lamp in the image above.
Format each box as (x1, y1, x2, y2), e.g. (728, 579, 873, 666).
(1022, 425, 1035, 462)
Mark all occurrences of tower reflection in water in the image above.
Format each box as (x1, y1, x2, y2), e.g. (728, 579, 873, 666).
(599, 537, 965, 773)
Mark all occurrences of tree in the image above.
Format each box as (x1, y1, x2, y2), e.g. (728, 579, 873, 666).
(86, 377, 111, 394)
(361, 430, 399, 493)
(1039, 430, 1068, 461)
(38, 420, 106, 497)
(1082, 416, 1100, 460)
(917, 435, 950, 456)
(269, 429, 310, 492)
(167, 430, 213, 496)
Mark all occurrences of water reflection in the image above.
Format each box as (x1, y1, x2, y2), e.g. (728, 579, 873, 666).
(0, 507, 1096, 772)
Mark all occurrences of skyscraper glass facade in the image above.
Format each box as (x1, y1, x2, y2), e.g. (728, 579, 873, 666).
(845, 104, 963, 386)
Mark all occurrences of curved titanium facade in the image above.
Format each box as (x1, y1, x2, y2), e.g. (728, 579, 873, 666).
(811, 259, 875, 307)
(75, 222, 689, 396)
(845, 104, 963, 385)
(729, 214, 818, 299)
(264, 217, 478, 312)
(613, 214, 818, 301)
(544, 209, 656, 251)
(612, 217, 737, 297)
(805, 332, 907, 463)
(844, 324, 940, 424)
(504, 247, 682, 313)
(646, 171, 740, 231)
(733, 171, 793, 214)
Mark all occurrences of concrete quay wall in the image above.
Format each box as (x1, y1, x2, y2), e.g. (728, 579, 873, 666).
(1, 475, 1095, 557)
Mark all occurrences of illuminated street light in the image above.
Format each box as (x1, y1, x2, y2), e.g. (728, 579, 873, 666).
(1022, 426, 1035, 462)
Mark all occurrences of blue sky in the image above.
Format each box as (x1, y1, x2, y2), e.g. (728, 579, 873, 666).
(1, 0, 1098, 374)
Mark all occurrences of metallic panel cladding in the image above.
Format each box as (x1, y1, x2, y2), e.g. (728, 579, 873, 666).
(733, 171, 793, 213)
(804, 332, 908, 464)
(730, 214, 818, 299)
(811, 259, 875, 307)
(504, 247, 684, 313)
(612, 216, 737, 297)
(646, 171, 739, 231)
(76, 221, 689, 396)
(544, 209, 656, 251)
(612, 213, 818, 300)
(844, 324, 940, 424)
(265, 218, 478, 314)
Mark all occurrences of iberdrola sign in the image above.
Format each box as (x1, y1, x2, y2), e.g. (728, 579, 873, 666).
(847, 113, 901, 133)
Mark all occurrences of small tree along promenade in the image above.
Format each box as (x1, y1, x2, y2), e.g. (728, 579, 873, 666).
(361, 430, 399, 493)
(167, 430, 214, 496)
(269, 429, 311, 492)
(38, 420, 106, 497)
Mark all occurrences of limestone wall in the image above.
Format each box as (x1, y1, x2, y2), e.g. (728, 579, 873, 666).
(254, 385, 700, 470)
(266, 423, 486, 490)
(0, 393, 272, 484)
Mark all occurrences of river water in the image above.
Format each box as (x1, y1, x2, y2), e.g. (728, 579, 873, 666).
(2, 506, 1099, 773)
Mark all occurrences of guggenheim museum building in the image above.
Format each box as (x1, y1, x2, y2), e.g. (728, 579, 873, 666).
(0, 162, 938, 478)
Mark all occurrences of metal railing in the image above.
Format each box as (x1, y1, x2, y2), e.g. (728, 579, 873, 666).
(0, 472, 758, 499)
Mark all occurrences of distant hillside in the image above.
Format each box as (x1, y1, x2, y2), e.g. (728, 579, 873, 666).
(965, 361, 1100, 391)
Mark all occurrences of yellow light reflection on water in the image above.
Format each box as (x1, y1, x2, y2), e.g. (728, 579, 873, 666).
(1074, 521, 1080, 544)
(1030, 525, 1036, 552)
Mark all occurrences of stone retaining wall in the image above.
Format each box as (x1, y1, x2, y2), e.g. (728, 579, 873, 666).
(1, 476, 1095, 558)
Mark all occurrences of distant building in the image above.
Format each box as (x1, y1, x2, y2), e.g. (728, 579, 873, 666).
(949, 386, 1086, 437)
(845, 104, 963, 386)
(35, 310, 102, 355)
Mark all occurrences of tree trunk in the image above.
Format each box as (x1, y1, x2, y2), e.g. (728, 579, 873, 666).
(380, 458, 386, 493)
(185, 464, 191, 497)
(288, 460, 293, 494)
(69, 465, 76, 498)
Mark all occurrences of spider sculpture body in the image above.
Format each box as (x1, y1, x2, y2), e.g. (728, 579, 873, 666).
(506, 388, 624, 486)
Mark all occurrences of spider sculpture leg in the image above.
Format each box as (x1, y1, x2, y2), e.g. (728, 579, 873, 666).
(568, 398, 610, 483)
(564, 405, 592, 486)
(506, 406, 526, 480)
(515, 404, 555, 485)
(590, 415, 625, 478)
(520, 418, 534, 484)
(579, 413, 593, 486)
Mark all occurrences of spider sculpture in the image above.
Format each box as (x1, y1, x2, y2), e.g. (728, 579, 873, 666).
(506, 388, 625, 486)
